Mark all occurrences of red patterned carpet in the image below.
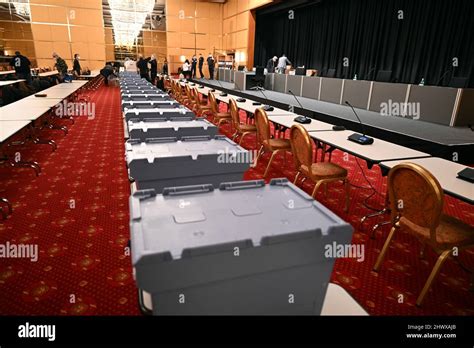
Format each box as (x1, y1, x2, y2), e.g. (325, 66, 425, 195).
(0, 84, 473, 316)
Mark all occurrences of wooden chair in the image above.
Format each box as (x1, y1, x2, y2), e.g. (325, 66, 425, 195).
(192, 88, 212, 117)
(289, 124, 349, 211)
(229, 98, 256, 146)
(373, 163, 474, 306)
(209, 92, 231, 126)
(254, 108, 292, 177)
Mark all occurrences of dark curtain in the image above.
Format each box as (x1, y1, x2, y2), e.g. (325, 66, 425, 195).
(255, 0, 474, 87)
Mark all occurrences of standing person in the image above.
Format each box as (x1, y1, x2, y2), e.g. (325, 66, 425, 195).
(53, 52, 68, 81)
(207, 53, 215, 80)
(73, 53, 81, 77)
(9, 51, 32, 84)
(182, 59, 191, 79)
(266, 56, 277, 73)
(149, 54, 158, 84)
(124, 57, 137, 72)
(137, 54, 149, 81)
(191, 55, 197, 79)
(277, 54, 292, 74)
(162, 58, 168, 75)
(198, 54, 204, 79)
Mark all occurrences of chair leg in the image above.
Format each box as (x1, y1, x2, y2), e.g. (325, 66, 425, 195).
(238, 132, 251, 145)
(263, 150, 279, 177)
(293, 171, 301, 185)
(373, 223, 399, 272)
(254, 145, 264, 167)
(344, 179, 350, 212)
(311, 180, 325, 198)
(416, 249, 452, 306)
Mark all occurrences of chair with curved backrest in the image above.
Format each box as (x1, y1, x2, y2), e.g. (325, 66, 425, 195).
(192, 87, 211, 117)
(229, 98, 256, 146)
(373, 163, 474, 306)
(209, 92, 231, 126)
(289, 124, 349, 211)
(184, 84, 195, 108)
(254, 108, 292, 177)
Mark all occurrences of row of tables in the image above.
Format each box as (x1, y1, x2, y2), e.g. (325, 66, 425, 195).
(0, 80, 91, 218)
(180, 79, 473, 205)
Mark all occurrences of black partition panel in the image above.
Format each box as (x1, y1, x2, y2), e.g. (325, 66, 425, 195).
(286, 75, 303, 95)
(369, 82, 408, 113)
(320, 77, 343, 104)
(408, 85, 457, 126)
(342, 80, 371, 109)
(302, 76, 320, 100)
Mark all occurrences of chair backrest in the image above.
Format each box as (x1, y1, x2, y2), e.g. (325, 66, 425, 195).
(255, 66, 264, 76)
(388, 163, 444, 243)
(209, 92, 219, 113)
(289, 124, 313, 170)
(185, 85, 193, 100)
(192, 87, 200, 104)
(229, 98, 240, 130)
(254, 108, 271, 146)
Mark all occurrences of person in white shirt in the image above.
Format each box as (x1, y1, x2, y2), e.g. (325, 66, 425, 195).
(277, 54, 292, 74)
(182, 59, 191, 79)
(124, 57, 137, 72)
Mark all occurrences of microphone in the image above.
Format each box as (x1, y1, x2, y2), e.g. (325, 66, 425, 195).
(365, 67, 376, 80)
(214, 79, 228, 96)
(288, 90, 311, 124)
(345, 101, 374, 145)
(249, 86, 274, 111)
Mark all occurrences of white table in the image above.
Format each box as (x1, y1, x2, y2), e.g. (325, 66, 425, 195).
(380, 157, 474, 204)
(37, 71, 59, 77)
(308, 129, 431, 166)
(0, 103, 53, 121)
(268, 114, 334, 132)
(0, 120, 31, 142)
(0, 80, 25, 87)
(321, 283, 368, 315)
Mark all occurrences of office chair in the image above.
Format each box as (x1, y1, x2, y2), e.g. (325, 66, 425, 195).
(376, 70, 392, 82)
(326, 68, 336, 78)
(449, 77, 468, 88)
(251, 67, 266, 88)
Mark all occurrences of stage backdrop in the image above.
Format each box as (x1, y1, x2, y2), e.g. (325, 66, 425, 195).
(254, 0, 474, 87)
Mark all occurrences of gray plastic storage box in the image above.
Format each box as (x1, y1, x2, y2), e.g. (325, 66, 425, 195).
(126, 135, 250, 192)
(122, 94, 173, 102)
(124, 108, 195, 121)
(129, 178, 354, 315)
(128, 118, 218, 141)
(122, 100, 180, 111)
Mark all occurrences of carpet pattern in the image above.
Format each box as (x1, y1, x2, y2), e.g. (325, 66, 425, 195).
(0, 84, 473, 316)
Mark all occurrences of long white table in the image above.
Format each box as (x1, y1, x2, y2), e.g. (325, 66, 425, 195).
(0, 120, 31, 143)
(268, 114, 334, 132)
(0, 80, 25, 87)
(37, 71, 59, 77)
(380, 157, 474, 204)
(308, 129, 431, 166)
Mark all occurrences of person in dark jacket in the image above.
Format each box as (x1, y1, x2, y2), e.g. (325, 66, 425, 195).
(207, 53, 215, 80)
(100, 64, 115, 86)
(137, 54, 149, 81)
(191, 55, 198, 79)
(73, 53, 81, 77)
(266, 56, 277, 73)
(162, 58, 168, 75)
(198, 54, 204, 79)
(149, 54, 157, 84)
(9, 51, 32, 84)
(53, 52, 68, 81)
